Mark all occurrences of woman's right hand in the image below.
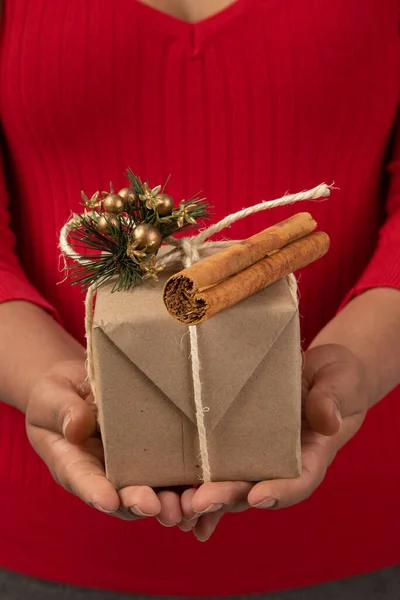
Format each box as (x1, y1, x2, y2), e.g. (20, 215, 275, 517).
(26, 359, 182, 524)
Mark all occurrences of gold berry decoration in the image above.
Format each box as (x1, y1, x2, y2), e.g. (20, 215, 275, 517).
(103, 193, 125, 214)
(131, 223, 162, 253)
(118, 187, 137, 205)
(155, 193, 174, 216)
(97, 214, 119, 234)
(67, 170, 209, 291)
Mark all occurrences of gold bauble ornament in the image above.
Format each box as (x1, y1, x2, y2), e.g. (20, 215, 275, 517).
(103, 193, 124, 214)
(118, 187, 137, 205)
(131, 223, 162, 253)
(155, 193, 174, 216)
(97, 214, 119, 234)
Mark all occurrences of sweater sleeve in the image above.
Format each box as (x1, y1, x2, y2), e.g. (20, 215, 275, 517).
(0, 153, 57, 315)
(342, 115, 400, 303)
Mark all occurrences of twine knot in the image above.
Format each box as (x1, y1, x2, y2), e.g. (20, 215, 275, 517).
(180, 237, 201, 268)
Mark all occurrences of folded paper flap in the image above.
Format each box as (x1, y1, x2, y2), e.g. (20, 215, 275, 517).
(197, 279, 298, 430)
(94, 276, 196, 425)
(94, 269, 297, 431)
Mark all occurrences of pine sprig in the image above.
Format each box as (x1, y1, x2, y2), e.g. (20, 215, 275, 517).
(67, 215, 143, 290)
(65, 169, 211, 292)
(126, 168, 152, 222)
(126, 168, 144, 196)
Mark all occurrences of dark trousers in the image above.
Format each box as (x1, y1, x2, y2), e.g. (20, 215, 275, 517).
(0, 566, 399, 600)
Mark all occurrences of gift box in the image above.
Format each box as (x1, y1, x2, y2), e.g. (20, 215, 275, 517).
(91, 252, 302, 488)
(61, 172, 330, 488)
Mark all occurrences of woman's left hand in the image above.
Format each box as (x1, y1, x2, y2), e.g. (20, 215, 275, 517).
(179, 343, 368, 542)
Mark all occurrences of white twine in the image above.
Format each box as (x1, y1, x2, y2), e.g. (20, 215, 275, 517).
(84, 286, 96, 395)
(60, 183, 331, 483)
(180, 239, 212, 482)
(59, 221, 98, 388)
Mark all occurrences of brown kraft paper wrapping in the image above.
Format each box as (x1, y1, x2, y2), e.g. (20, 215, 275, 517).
(92, 249, 302, 489)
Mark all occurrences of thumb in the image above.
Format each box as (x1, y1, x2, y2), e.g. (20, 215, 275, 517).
(27, 373, 97, 446)
(303, 345, 365, 436)
(63, 387, 97, 445)
(305, 365, 343, 436)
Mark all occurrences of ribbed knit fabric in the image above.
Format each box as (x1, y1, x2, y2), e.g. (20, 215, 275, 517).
(0, 0, 399, 596)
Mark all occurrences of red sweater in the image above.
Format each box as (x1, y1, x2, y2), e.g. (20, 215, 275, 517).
(0, 0, 399, 596)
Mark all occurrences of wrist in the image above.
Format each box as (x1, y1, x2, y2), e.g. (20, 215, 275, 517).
(309, 287, 400, 406)
(0, 301, 85, 413)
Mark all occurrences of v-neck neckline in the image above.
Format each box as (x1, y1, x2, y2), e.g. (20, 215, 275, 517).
(135, 0, 257, 45)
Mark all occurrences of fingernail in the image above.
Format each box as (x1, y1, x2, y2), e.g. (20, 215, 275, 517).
(62, 415, 72, 437)
(156, 517, 181, 527)
(92, 502, 117, 515)
(333, 404, 342, 425)
(193, 503, 224, 515)
(178, 520, 196, 532)
(194, 532, 211, 543)
(251, 497, 277, 509)
(130, 505, 156, 517)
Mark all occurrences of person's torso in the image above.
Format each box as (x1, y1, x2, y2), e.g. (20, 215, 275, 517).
(1, 0, 398, 342)
(0, 0, 399, 595)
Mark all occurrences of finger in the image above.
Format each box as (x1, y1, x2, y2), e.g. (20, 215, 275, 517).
(27, 376, 96, 445)
(156, 490, 183, 527)
(119, 485, 161, 518)
(191, 481, 252, 515)
(193, 511, 225, 542)
(178, 517, 199, 532)
(112, 506, 148, 521)
(75, 378, 92, 400)
(178, 487, 198, 532)
(29, 426, 120, 513)
(181, 487, 198, 520)
(76, 384, 99, 431)
(248, 435, 328, 509)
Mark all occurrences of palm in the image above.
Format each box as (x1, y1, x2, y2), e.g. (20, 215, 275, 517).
(26, 360, 183, 524)
(180, 344, 367, 541)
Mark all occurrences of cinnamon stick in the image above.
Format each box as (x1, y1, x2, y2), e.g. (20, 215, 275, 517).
(164, 231, 330, 325)
(176, 212, 317, 291)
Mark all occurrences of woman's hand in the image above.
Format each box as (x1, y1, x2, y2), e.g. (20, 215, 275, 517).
(179, 343, 367, 541)
(26, 359, 182, 524)
(180, 287, 400, 541)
